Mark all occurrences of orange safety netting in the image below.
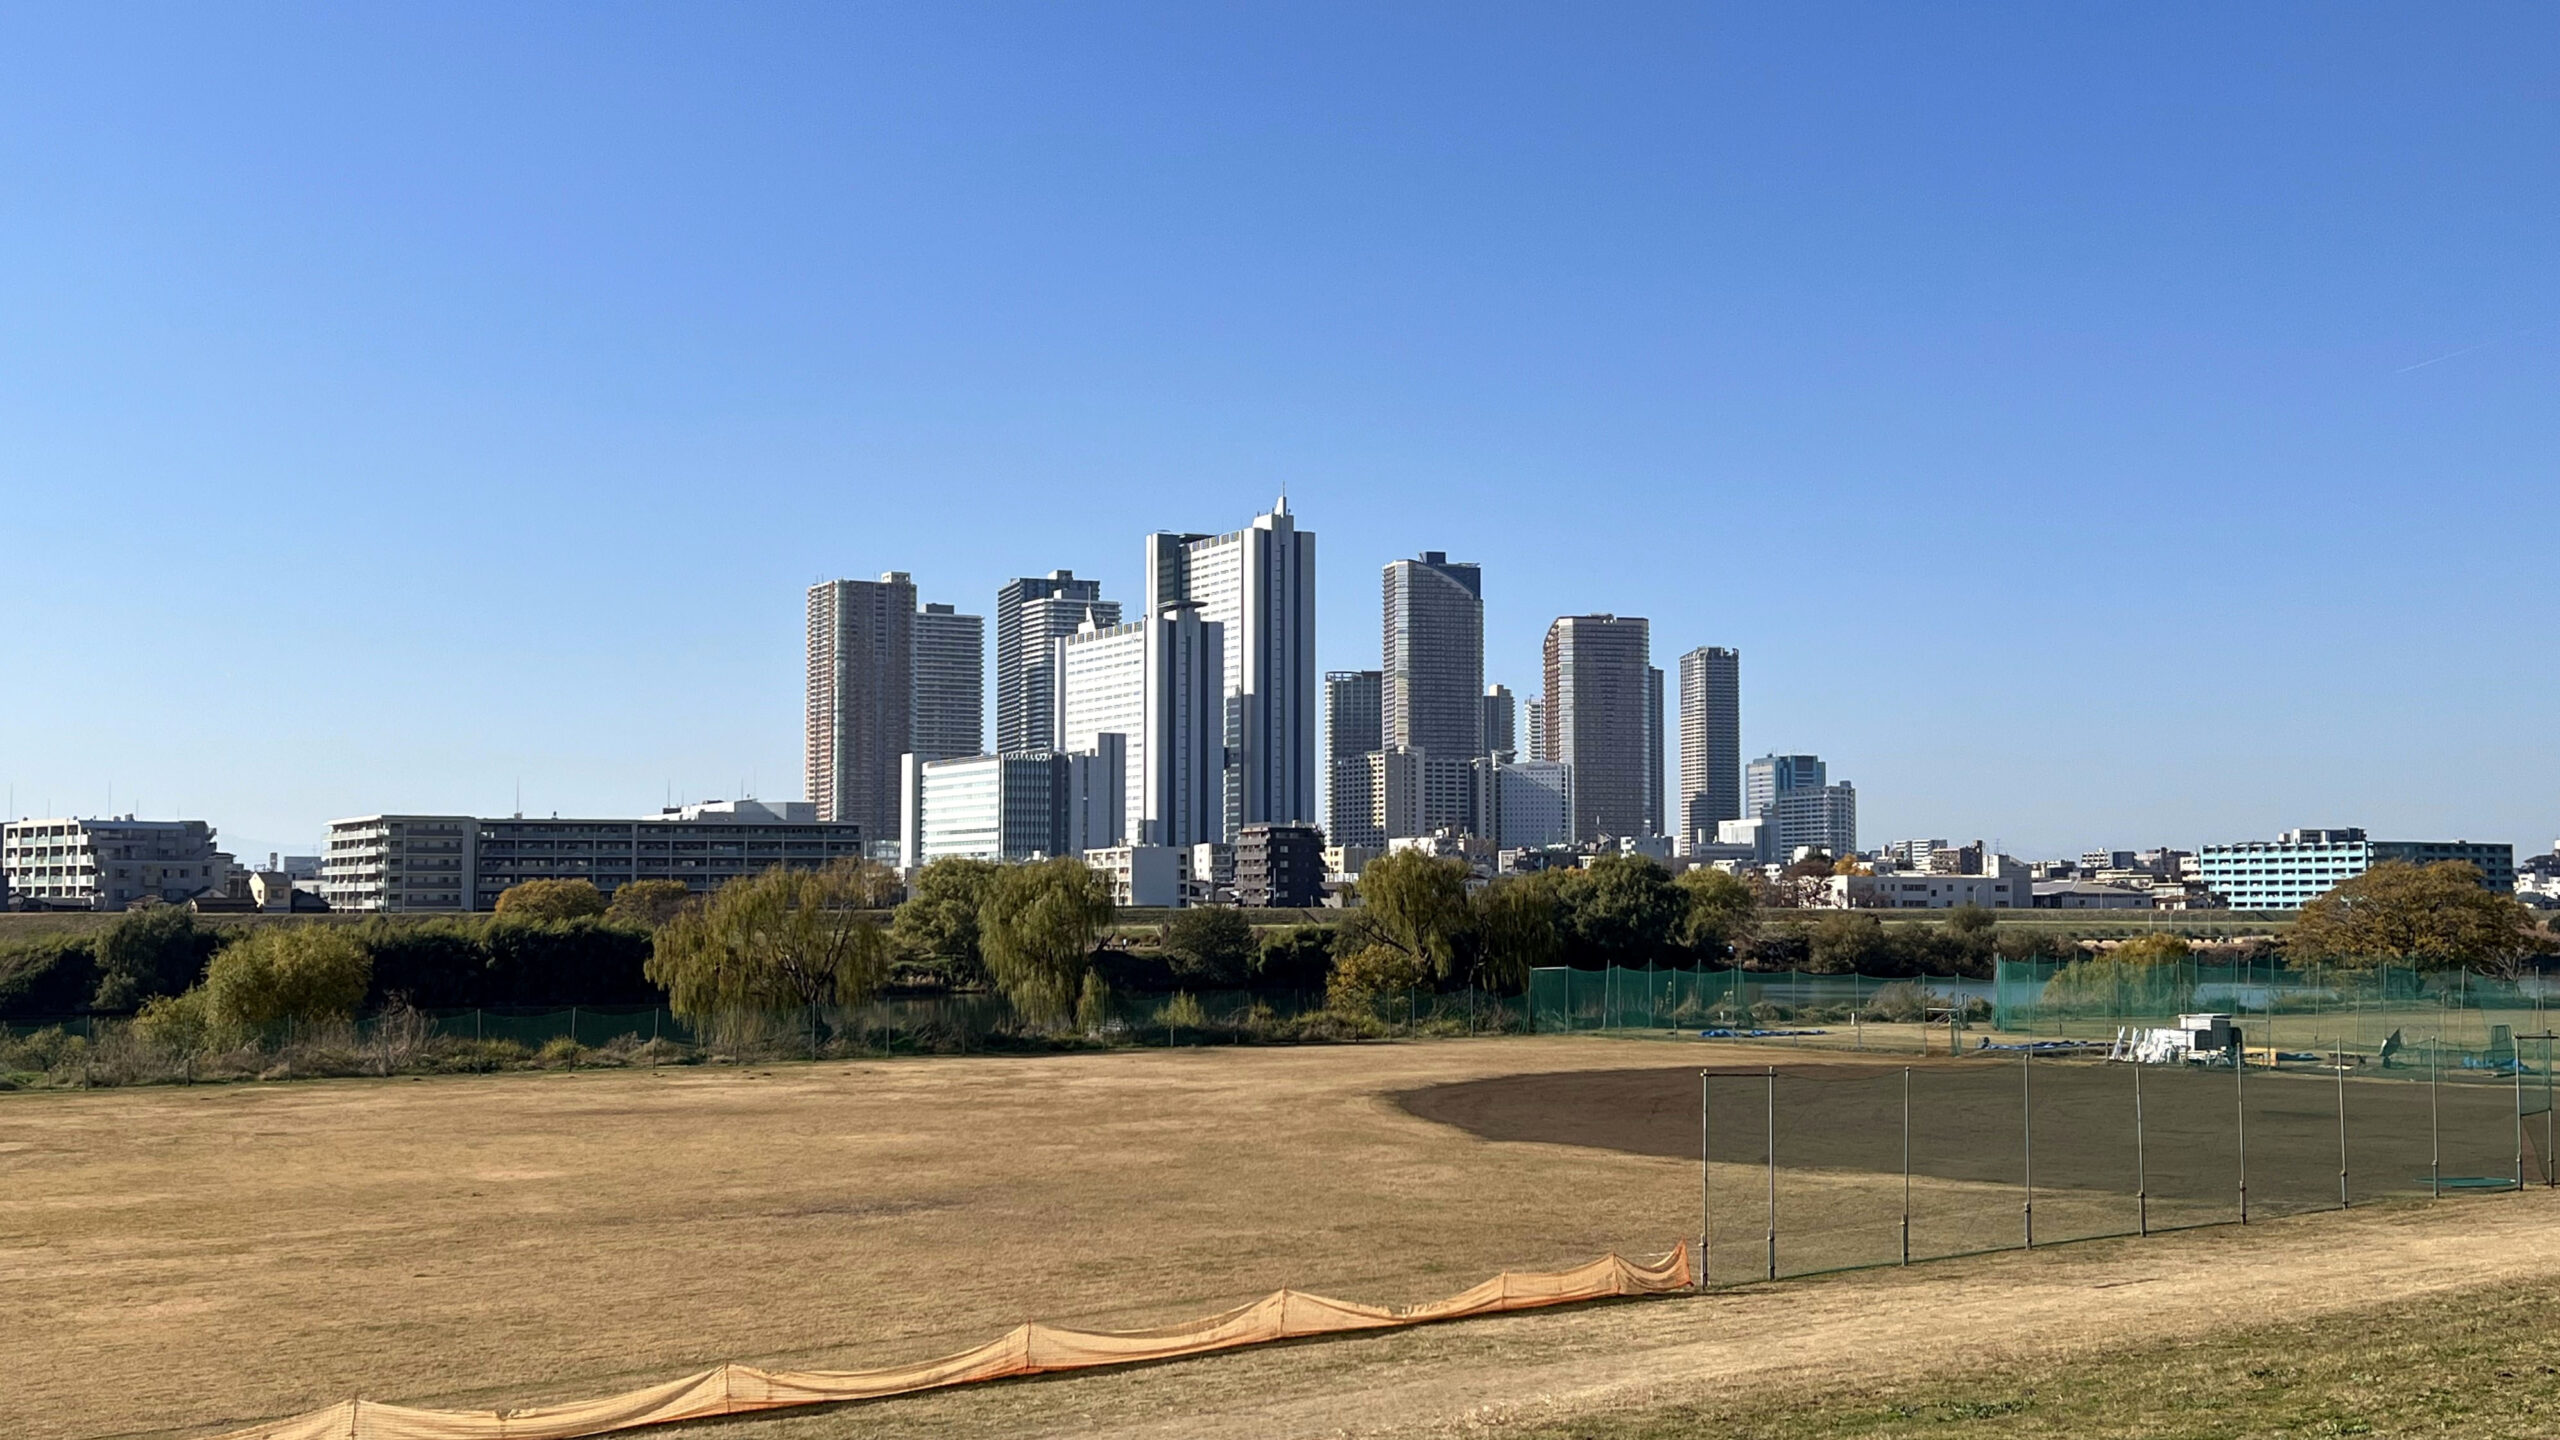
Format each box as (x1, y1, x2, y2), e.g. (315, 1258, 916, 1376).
(216, 1244, 1690, 1440)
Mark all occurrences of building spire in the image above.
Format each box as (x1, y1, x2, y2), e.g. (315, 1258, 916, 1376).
(1274, 484, 1289, 517)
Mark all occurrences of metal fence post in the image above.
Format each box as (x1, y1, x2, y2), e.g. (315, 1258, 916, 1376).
(1765, 1065, 1777, 1282)
(2336, 1043, 2349, 1210)
(2430, 1038, 2442, 1200)
(2021, 1047, 2034, 1250)
(1900, 1066, 1912, 1265)
(2517, 1051, 2527, 1193)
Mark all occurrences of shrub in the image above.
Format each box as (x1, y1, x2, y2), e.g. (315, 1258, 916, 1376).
(1328, 944, 1427, 1014)
(494, 879, 609, 921)
(483, 918, 656, 1005)
(1253, 926, 1334, 990)
(132, 989, 224, 1055)
(1153, 991, 1208, 1032)
(1163, 907, 1255, 985)
(90, 907, 219, 1011)
(203, 927, 372, 1033)
(603, 879, 695, 930)
(1075, 972, 1113, 1035)
(0, 936, 100, 1020)
(356, 918, 489, 1008)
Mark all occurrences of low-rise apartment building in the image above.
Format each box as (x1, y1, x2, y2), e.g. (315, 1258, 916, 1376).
(322, 802, 865, 912)
(2197, 828, 2514, 911)
(1, 817, 225, 911)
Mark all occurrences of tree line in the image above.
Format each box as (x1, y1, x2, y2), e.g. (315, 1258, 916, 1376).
(4, 854, 2546, 1035)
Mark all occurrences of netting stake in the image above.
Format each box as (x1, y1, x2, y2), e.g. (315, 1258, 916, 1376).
(1698, 1069, 1710, 1287)
(2517, 1046, 2527, 1194)
(1764, 1064, 1777, 1282)
(1899, 1065, 1911, 1265)
(2336, 1042, 2349, 1210)
(2235, 1029, 2248, 1224)
(2021, 1047, 2033, 1250)
(2133, 1058, 2148, 1236)
(2430, 1037, 2442, 1200)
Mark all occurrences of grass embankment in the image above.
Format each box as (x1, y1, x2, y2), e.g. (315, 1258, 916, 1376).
(1526, 1280, 2560, 1439)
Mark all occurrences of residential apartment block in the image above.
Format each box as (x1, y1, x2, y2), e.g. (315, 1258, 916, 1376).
(1676, 645, 1740, 845)
(1382, 551, 1485, 761)
(321, 801, 864, 913)
(1, 817, 224, 911)
(911, 602, 985, 762)
(806, 572, 916, 835)
(1324, 668, 1384, 849)
(1541, 614, 1663, 841)
(2197, 828, 2515, 911)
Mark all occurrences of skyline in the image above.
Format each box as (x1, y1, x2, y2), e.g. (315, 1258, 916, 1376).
(3, 4, 2552, 861)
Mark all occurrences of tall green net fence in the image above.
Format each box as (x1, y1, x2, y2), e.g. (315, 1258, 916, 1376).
(1697, 1046, 2555, 1286)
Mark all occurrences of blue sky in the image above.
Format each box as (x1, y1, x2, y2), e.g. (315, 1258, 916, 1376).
(1, 3, 2550, 863)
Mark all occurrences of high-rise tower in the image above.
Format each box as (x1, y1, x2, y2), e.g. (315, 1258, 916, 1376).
(1677, 646, 1740, 845)
(1144, 499, 1317, 838)
(1482, 683, 1516, 762)
(1541, 614, 1662, 842)
(1382, 551, 1484, 761)
(805, 572, 916, 835)
(995, 570, 1119, 754)
(911, 603, 984, 762)
(1324, 669, 1383, 848)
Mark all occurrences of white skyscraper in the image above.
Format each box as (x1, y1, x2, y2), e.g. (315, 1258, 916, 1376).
(1144, 499, 1318, 839)
(1054, 605, 1225, 849)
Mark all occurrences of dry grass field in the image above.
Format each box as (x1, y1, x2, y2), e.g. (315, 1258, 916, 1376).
(8, 1036, 2556, 1440)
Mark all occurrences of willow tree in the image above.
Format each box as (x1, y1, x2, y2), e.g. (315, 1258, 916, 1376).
(646, 860, 897, 1050)
(979, 857, 1115, 1026)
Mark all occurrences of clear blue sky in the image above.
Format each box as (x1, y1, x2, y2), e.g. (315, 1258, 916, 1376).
(2, 3, 2550, 863)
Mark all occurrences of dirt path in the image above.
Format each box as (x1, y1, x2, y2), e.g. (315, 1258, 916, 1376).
(703, 1188, 2560, 1438)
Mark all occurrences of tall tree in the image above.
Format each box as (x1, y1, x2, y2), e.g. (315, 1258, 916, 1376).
(1467, 876, 1559, 992)
(2289, 861, 2540, 975)
(645, 860, 897, 1019)
(1673, 867, 1760, 960)
(979, 857, 1116, 1024)
(889, 857, 1001, 987)
(1340, 850, 1471, 981)
(1553, 854, 1687, 965)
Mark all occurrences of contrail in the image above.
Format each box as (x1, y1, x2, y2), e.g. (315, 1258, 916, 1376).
(2396, 326, 2539, 374)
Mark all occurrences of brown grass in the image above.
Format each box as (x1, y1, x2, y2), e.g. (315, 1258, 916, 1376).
(9, 1036, 2552, 1440)
(4, 1036, 1703, 1440)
